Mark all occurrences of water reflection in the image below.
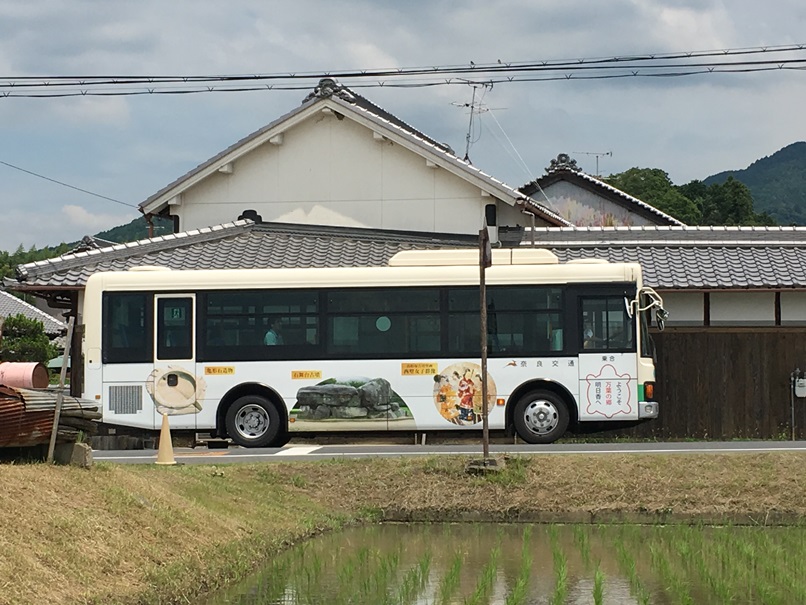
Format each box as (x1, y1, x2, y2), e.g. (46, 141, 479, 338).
(205, 523, 806, 604)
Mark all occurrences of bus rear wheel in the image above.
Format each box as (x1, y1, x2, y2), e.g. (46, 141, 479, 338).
(225, 395, 282, 448)
(513, 390, 569, 444)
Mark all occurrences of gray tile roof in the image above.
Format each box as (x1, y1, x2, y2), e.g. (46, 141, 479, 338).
(521, 168, 686, 227)
(0, 290, 66, 335)
(139, 79, 570, 227)
(526, 226, 806, 289)
(8, 223, 806, 293)
(9, 220, 476, 290)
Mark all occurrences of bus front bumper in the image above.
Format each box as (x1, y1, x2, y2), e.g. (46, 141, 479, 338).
(638, 401, 659, 419)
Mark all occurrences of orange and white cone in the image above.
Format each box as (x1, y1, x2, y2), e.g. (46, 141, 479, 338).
(155, 412, 177, 466)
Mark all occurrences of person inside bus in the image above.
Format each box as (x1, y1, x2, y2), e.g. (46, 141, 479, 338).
(264, 317, 285, 346)
(583, 321, 598, 349)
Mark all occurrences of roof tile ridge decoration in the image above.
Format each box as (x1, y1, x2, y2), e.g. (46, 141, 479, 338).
(336, 96, 570, 226)
(0, 290, 66, 329)
(308, 78, 455, 155)
(15, 220, 254, 281)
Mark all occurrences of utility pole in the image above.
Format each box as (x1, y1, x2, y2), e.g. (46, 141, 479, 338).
(572, 150, 612, 177)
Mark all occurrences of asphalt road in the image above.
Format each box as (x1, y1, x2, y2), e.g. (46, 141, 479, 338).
(93, 439, 806, 465)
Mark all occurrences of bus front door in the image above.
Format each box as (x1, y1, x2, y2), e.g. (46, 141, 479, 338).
(150, 295, 201, 430)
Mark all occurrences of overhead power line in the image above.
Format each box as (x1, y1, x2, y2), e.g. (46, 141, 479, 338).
(0, 43, 804, 98)
(0, 160, 136, 208)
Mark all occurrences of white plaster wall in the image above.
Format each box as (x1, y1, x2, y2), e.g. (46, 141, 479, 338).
(710, 292, 775, 326)
(780, 291, 806, 325)
(498, 204, 554, 229)
(658, 292, 703, 326)
(171, 114, 501, 235)
(543, 181, 655, 227)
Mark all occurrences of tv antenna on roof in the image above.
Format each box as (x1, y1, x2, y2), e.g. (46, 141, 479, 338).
(572, 150, 612, 177)
(452, 81, 494, 163)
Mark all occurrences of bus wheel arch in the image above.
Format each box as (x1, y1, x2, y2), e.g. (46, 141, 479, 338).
(507, 381, 576, 444)
(217, 383, 288, 448)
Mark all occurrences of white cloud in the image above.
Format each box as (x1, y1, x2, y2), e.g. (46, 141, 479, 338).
(51, 97, 131, 126)
(1, 0, 805, 250)
(61, 205, 133, 232)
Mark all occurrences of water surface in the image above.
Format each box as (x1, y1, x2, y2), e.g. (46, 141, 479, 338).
(206, 522, 806, 604)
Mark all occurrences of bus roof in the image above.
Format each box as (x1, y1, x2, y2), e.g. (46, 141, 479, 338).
(388, 248, 559, 266)
(84, 251, 642, 293)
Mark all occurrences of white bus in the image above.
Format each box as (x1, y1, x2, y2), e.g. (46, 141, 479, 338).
(82, 248, 666, 447)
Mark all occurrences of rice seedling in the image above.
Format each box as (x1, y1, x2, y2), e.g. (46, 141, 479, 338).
(549, 526, 568, 605)
(592, 564, 605, 605)
(572, 523, 591, 570)
(614, 540, 650, 605)
(394, 551, 432, 604)
(504, 526, 533, 605)
(235, 557, 290, 605)
(649, 542, 694, 605)
(203, 522, 806, 605)
(436, 551, 464, 605)
(701, 525, 801, 605)
(464, 546, 500, 605)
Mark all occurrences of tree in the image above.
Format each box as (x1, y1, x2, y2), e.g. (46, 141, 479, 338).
(0, 242, 73, 281)
(700, 177, 775, 226)
(604, 168, 701, 224)
(606, 168, 776, 227)
(0, 314, 58, 364)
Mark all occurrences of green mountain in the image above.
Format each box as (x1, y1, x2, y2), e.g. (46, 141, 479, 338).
(703, 141, 806, 225)
(93, 215, 173, 244)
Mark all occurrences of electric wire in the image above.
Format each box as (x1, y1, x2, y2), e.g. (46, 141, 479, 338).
(483, 109, 533, 182)
(3, 42, 804, 209)
(1, 43, 804, 98)
(2, 42, 804, 84)
(0, 160, 136, 208)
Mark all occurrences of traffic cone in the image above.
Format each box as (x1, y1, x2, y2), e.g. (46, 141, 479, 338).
(155, 412, 177, 466)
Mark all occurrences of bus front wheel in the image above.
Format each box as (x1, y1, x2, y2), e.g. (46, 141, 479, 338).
(225, 395, 282, 448)
(513, 390, 569, 444)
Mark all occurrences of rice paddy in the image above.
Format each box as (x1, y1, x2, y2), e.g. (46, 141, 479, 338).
(205, 522, 806, 604)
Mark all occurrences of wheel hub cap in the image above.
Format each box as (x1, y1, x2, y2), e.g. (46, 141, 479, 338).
(236, 404, 269, 439)
(524, 400, 559, 435)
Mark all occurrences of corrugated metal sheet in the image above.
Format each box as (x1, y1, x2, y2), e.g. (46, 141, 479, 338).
(0, 386, 99, 448)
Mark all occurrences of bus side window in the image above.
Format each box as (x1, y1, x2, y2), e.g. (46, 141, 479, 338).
(102, 292, 153, 364)
(580, 296, 633, 352)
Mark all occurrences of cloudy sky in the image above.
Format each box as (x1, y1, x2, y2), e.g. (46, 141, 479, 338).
(1, 0, 804, 251)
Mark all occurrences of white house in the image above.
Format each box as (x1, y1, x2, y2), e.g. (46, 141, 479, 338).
(139, 78, 572, 242)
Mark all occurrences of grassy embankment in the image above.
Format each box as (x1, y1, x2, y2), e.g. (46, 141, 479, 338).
(1, 452, 805, 605)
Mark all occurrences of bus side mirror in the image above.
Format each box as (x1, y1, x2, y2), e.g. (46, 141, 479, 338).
(655, 308, 668, 331)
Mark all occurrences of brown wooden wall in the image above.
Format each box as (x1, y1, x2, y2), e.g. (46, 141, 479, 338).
(599, 328, 806, 440)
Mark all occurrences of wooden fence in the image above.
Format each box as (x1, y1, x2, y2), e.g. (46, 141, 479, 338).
(605, 328, 806, 440)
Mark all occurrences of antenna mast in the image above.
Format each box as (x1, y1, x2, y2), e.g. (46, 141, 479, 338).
(571, 150, 612, 177)
(452, 81, 492, 163)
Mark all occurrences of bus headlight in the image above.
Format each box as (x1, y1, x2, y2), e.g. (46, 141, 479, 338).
(639, 402, 658, 418)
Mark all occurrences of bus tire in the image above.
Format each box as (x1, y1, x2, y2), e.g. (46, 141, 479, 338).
(513, 390, 569, 444)
(225, 395, 282, 448)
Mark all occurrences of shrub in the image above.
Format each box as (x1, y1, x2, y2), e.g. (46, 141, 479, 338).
(0, 314, 58, 364)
